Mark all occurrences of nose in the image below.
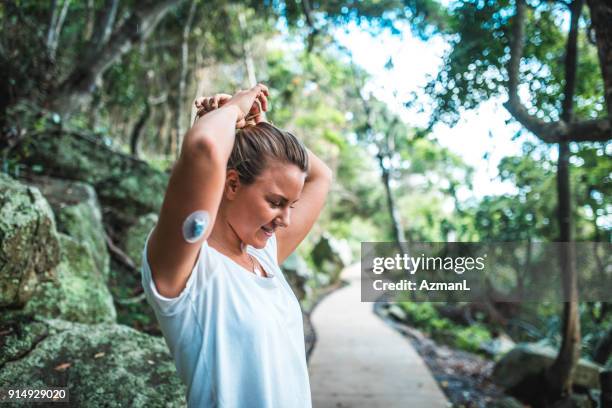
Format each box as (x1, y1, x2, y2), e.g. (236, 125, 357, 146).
(277, 207, 291, 228)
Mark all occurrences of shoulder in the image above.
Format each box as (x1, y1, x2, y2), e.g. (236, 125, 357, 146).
(141, 228, 219, 316)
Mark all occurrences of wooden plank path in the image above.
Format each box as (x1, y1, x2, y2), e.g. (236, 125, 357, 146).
(308, 263, 449, 408)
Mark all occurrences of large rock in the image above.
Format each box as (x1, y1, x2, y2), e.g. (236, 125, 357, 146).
(0, 173, 61, 307)
(0, 315, 186, 407)
(24, 234, 116, 324)
(311, 232, 352, 283)
(123, 213, 158, 267)
(21, 174, 110, 280)
(479, 333, 517, 359)
(109, 213, 159, 334)
(281, 252, 313, 301)
(11, 131, 169, 226)
(0, 312, 49, 367)
(492, 342, 603, 391)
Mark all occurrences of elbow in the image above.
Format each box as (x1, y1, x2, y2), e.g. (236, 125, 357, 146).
(183, 131, 222, 163)
(321, 164, 333, 185)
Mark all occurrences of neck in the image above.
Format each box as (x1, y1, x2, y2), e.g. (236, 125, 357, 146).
(208, 207, 249, 258)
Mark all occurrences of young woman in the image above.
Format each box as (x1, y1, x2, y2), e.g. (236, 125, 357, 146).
(141, 83, 332, 407)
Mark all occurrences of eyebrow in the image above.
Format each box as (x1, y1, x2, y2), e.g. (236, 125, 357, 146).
(269, 193, 300, 203)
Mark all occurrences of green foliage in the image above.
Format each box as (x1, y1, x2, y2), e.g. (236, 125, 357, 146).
(398, 301, 492, 354)
(421, 0, 605, 126)
(455, 324, 492, 352)
(468, 141, 611, 243)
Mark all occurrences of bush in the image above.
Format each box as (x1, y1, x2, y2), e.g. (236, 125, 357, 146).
(398, 301, 492, 354)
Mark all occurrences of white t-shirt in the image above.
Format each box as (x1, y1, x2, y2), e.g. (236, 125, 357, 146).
(141, 229, 312, 408)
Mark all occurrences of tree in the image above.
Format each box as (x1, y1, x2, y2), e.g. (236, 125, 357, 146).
(407, 0, 611, 401)
(49, 0, 184, 116)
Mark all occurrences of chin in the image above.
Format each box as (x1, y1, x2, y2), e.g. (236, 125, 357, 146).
(251, 231, 270, 248)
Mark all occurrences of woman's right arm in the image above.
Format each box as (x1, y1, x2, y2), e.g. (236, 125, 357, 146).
(146, 84, 268, 298)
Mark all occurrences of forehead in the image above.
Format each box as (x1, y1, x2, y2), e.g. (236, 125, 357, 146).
(253, 162, 306, 197)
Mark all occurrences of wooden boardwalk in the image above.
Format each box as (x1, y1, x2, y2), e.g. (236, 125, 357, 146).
(308, 263, 449, 408)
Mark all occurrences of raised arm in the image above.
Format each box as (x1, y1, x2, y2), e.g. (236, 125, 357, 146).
(146, 84, 269, 298)
(276, 147, 333, 265)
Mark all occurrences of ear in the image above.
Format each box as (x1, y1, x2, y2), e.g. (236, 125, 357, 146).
(225, 169, 241, 199)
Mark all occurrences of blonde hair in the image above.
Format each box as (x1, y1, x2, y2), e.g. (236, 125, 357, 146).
(228, 122, 309, 185)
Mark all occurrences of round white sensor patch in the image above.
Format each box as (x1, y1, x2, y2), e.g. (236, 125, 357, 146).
(182, 210, 210, 243)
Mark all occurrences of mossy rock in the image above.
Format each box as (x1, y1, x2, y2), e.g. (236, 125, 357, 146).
(20, 174, 110, 280)
(311, 232, 352, 283)
(0, 173, 61, 307)
(11, 131, 169, 225)
(0, 312, 49, 368)
(24, 234, 116, 324)
(492, 342, 603, 391)
(281, 252, 313, 301)
(123, 213, 158, 268)
(0, 317, 186, 407)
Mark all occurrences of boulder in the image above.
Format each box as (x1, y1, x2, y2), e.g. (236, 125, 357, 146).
(11, 131, 169, 226)
(123, 213, 158, 268)
(492, 342, 603, 391)
(24, 234, 116, 324)
(281, 252, 313, 301)
(0, 315, 186, 407)
(311, 232, 352, 283)
(0, 312, 49, 367)
(20, 174, 110, 280)
(0, 173, 60, 307)
(479, 333, 517, 359)
(386, 304, 408, 322)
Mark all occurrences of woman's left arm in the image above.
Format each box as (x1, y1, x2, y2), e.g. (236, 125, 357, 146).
(276, 147, 333, 265)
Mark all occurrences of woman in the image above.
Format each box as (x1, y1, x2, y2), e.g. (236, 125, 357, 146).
(141, 83, 332, 407)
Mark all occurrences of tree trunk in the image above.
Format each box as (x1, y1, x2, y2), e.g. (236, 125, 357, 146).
(130, 101, 151, 158)
(237, 8, 267, 122)
(238, 10, 257, 87)
(545, 0, 583, 399)
(90, 0, 120, 50)
(50, 0, 182, 117)
(84, 0, 95, 40)
(376, 152, 409, 256)
(46, 0, 71, 60)
(545, 141, 581, 398)
(175, 0, 197, 158)
(602, 371, 612, 408)
(594, 327, 612, 365)
(586, 0, 612, 125)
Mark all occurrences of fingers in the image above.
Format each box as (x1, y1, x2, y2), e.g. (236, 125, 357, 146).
(194, 97, 206, 109)
(253, 83, 269, 97)
(257, 92, 268, 113)
(195, 94, 233, 110)
(216, 93, 232, 108)
(196, 85, 269, 127)
(211, 95, 220, 110)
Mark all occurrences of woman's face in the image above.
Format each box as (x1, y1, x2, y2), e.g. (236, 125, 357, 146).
(227, 161, 306, 249)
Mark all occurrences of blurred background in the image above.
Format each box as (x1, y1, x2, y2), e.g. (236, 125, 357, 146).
(0, 0, 610, 407)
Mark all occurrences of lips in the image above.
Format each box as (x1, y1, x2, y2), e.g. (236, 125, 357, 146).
(261, 224, 275, 236)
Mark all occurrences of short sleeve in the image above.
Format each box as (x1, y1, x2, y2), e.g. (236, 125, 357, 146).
(141, 227, 205, 316)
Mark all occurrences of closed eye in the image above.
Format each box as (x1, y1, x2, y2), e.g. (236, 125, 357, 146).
(269, 200, 296, 209)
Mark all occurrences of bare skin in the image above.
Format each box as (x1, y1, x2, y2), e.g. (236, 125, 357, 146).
(206, 161, 306, 277)
(147, 83, 332, 298)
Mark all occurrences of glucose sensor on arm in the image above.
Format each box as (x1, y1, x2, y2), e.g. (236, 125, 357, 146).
(182, 210, 210, 243)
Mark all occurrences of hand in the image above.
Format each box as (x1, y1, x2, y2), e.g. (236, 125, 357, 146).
(194, 93, 232, 119)
(223, 83, 269, 128)
(194, 85, 268, 128)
